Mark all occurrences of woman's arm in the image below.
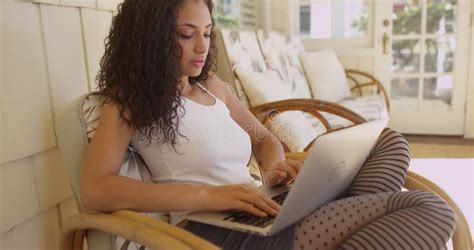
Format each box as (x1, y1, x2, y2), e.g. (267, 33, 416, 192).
(81, 102, 279, 216)
(81, 102, 204, 212)
(208, 76, 302, 186)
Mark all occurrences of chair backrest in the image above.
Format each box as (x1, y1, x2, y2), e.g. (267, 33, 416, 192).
(54, 92, 167, 250)
(55, 92, 154, 210)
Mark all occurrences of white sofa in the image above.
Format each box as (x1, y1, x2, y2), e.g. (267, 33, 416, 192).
(214, 28, 390, 151)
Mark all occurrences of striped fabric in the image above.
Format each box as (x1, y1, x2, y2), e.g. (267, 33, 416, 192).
(346, 128, 410, 196)
(81, 93, 103, 140)
(293, 128, 456, 250)
(340, 191, 456, 249)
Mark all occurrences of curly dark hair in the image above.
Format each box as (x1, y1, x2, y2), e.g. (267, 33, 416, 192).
(97, 0, 217, 147)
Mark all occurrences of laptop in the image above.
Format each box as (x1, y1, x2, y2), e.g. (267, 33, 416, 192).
(186, 119, 388, 236)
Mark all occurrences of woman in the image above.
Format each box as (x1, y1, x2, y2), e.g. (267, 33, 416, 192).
(82, 0, 456, 249)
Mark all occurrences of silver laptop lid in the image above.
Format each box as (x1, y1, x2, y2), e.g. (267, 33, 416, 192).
(270, 119, 387, 234)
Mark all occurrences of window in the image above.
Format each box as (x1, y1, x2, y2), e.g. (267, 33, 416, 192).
(213, 0, 257, 29)
(298, 0, 370, 39)
(390, 0, 458, 112)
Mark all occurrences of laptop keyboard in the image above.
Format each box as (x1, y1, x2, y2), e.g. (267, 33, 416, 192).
(222, 191, 289, 228)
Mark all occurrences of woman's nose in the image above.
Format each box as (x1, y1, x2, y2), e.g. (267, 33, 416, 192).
(194, 35, 208, 53)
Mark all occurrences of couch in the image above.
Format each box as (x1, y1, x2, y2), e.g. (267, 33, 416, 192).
(214, 28, 390, 152)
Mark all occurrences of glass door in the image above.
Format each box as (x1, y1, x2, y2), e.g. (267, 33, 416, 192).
(384, 0, 470, 134)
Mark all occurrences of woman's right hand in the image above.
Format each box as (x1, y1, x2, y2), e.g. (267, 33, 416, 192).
(199, 184, 280, 217)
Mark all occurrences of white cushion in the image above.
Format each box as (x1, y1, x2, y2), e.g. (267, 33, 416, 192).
(235, 69, 292, 107)
(339, 95, 389, 121)
(319, 95, 389, 129)
(300, 49, 351, 103)
(268, 111, 326, 152)
(235, 69, 322, 151)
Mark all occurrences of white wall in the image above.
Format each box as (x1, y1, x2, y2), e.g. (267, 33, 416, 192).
(0, 0, 117, 248)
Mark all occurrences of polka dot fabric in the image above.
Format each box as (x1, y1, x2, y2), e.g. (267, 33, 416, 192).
(294, 193, 389, 249)
(293, 128, 456, 249)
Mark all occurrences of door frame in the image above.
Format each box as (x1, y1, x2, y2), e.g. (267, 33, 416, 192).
(374, 0, 471, 135)
(465, 5, 474, 138)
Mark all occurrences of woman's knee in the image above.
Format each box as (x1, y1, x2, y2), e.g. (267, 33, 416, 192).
(374, 128, 410, 153)
(388, 190, 457, 226)
(368, 128, 411, 173)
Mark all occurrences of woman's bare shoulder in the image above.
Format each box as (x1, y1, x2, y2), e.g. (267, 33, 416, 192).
(99, 101, 133, 133)
(204, 72, 235, 104)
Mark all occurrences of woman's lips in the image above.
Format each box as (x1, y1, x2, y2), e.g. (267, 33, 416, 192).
(191, 60, 205, 68)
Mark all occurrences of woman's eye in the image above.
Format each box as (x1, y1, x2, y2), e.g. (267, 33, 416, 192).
(179, 34, 193, 40)
(204, 33, 211, 38)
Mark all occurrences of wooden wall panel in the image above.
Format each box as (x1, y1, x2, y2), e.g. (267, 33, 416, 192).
(81, 8, 113, 91)
(2, 0, 56, 163)
(0, 0, 3, 165)
(33, 0, 60, 4)
(96, 0, 122, 11)
(0, 158, 40, 233)
(32, 148, 72, 211)
(40, 4, 89, 113)
(11, 206, 60, 249)
(61, 0, 96, 8)
(0, 230, 14, 250)
(0, 112, 6, 165)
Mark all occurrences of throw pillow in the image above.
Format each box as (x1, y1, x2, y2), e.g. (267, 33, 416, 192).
(300, 49, 351, 103)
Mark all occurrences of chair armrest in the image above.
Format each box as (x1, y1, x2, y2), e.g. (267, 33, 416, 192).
(286, 152, 472, 250)
(405, 172, 473, 250)
(61, 210, 220, 250)
(250, 98, 366, 131)
(250, 98, 367, 152)
(345, 69, 390, 112)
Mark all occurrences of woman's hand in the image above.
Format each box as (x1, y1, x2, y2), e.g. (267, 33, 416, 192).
(200, 184, 280, 217)
(265, 159, 303, 187)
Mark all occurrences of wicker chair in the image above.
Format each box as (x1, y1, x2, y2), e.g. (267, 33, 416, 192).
(55, 92, 472, 250)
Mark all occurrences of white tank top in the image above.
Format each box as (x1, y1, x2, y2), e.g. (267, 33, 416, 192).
(131, 82, 254, 187)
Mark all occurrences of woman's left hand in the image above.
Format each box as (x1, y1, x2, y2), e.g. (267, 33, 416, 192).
(265, 159, 303, 187)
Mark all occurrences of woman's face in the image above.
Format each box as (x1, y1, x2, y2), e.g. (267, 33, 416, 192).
(177, 0, 212, 78)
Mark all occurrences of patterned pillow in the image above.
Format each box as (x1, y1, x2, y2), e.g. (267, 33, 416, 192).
(233, 79, 251, 108)
(286, 35, 306, 54)
(257, 30, 312, 99)
(220, 28, 269, 107)
(81, 94, 103, 141)
(220, 28, 267, 73)
(235, 69, 323, 152)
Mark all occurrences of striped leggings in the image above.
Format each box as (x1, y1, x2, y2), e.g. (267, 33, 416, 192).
(293, 128, 457, 249)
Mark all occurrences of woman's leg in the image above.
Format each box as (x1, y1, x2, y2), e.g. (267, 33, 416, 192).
(345, 128, 410, 196)
(293, 128, 456, 249)
(293, 191, 456, 249)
